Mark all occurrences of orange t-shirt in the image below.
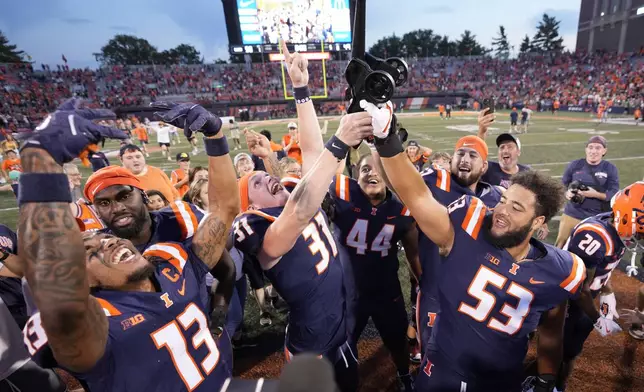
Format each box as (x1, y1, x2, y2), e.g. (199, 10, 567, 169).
(2, 159, 22, 172)
(282, 135, 302, 163)
(133, 127, 149, 142)
(135, 165, 180, 202)
(75, 199, 106, 232)
(171, 168, 189, 197)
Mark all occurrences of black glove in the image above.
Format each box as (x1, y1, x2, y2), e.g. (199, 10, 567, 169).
(210, 306, 227, 337)
(150, 102, 222, 139)
(19, 98, 125, 166)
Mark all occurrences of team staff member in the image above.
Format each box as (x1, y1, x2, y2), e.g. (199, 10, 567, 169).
(555, 136, 619, 248)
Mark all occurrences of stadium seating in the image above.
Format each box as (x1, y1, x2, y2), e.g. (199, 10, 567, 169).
(1, 51, 642, 129)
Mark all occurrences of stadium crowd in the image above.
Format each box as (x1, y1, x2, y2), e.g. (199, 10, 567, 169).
(1, 51, 643, 129)
(1, 39, 644, 392)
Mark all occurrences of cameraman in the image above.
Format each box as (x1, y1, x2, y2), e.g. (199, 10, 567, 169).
(555, 136, 619, 248)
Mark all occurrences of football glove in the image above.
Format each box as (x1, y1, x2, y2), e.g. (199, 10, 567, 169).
(599, 292, 619, 320)
(593, 314, 622, 337)
(150, 102, 222, 139)
(359, 100, 394, 139)
(20, 98, 125, 166)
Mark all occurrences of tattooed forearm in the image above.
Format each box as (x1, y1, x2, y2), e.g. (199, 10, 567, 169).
(288, 149, 339, 221)
(192, 214, 228, 269)
(18, 148, 107, 372)
(263, 153, 282, 178)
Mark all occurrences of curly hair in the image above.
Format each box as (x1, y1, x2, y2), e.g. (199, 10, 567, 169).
(510, 170, 565, 223)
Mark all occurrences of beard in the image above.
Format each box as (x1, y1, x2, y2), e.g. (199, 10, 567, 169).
(451, 167, 483, 188)
(126, 262, 156, 284)
(484, 215, 533, 249)
(109, 204, 149, 239)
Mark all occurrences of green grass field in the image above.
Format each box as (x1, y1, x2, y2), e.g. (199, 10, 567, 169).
(2, 110, 642, 229)
(5, 110, 644, 388)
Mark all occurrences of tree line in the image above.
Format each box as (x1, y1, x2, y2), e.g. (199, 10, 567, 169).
(368, 13, 565, 59)
(0, 13, 565, 66)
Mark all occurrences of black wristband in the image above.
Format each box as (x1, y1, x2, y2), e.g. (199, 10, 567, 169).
(324, 135, 350, 161)
(203, 136, 230, 157)
(374, 132, 404, 158)
(18, 173, 72, 207)
(534, 374, 556, 392)
(293, 86, 311, 104)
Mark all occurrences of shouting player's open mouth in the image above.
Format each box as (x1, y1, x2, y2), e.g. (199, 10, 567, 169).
(110, 244, 137, 265)
(501, 154, 512, 165)
(268, 177, 283, 195)
(492, 215, 509, 230)
(457, 164, 471, 175)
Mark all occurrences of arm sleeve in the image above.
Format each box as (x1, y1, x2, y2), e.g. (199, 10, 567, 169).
(604, 163, 620, 200)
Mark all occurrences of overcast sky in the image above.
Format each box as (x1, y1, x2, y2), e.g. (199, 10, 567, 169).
(0, 0, 581, 68)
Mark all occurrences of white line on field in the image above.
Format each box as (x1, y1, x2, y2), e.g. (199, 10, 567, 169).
(0, 207, 18, 212)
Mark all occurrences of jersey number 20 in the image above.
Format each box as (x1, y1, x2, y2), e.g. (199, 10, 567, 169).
(458, 265, 534, 335)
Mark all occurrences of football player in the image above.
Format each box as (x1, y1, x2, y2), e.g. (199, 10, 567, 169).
(328, 153, 420, 391)
(16, 100, 238, 391)
(414, 133, 503, 354)
(556, 182, 644, 391)
(232, 41, 373, 392)
(365, 101, 586, 392)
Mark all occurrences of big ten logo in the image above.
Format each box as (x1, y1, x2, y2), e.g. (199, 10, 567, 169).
(0, 236, 13, 250)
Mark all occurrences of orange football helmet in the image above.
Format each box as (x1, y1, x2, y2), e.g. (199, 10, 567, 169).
(611, 182, 644, 248)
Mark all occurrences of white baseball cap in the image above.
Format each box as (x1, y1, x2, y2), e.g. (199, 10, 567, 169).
(288, 122, 298, 129)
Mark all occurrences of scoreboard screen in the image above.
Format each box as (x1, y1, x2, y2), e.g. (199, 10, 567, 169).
(227, 0, 353, 54)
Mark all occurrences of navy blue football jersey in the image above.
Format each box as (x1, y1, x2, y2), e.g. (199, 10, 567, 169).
(102, 200, 204, 252)
(418, 167, 502, 305)
(22, 241, 232, 392)
(563, 212, 626, 296)
(232, 207, 347, 355)
(329, 174, 414, 296)
(430, 195, 586, 376)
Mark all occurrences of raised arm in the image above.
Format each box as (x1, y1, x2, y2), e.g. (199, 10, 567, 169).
(365, 101, 455, 252)
(16, 99, 123, 373)
(281, 41, 324, 175)
(258, 113, 372, 268)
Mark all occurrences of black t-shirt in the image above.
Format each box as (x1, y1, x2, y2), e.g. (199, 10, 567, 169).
(482, 161, 530, 189)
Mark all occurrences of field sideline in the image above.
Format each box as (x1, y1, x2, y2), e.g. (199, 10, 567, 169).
(3, 110, 644, 391)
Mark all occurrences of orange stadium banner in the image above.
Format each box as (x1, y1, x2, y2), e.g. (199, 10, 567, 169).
(279, 41, 329, 100)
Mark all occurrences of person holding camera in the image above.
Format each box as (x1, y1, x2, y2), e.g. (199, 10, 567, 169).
(555, 136, 620, 248)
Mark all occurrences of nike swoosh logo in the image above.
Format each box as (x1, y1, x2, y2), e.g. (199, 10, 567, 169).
(529, 277, 545, 285)
(387, 216, 396, 220)
(462, 143, 475, 147)
(177, 279, 186, 296)
(332, 143, 341, 149)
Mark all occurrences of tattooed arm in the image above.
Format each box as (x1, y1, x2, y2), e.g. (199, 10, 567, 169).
(17, 148, 108, 373)
(262, 152, 283, 178)
(257, 113, 372, 270)
(192, 132, 240, 269)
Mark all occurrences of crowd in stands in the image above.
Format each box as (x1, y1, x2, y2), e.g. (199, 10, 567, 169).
(1, 51, 643, 129)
